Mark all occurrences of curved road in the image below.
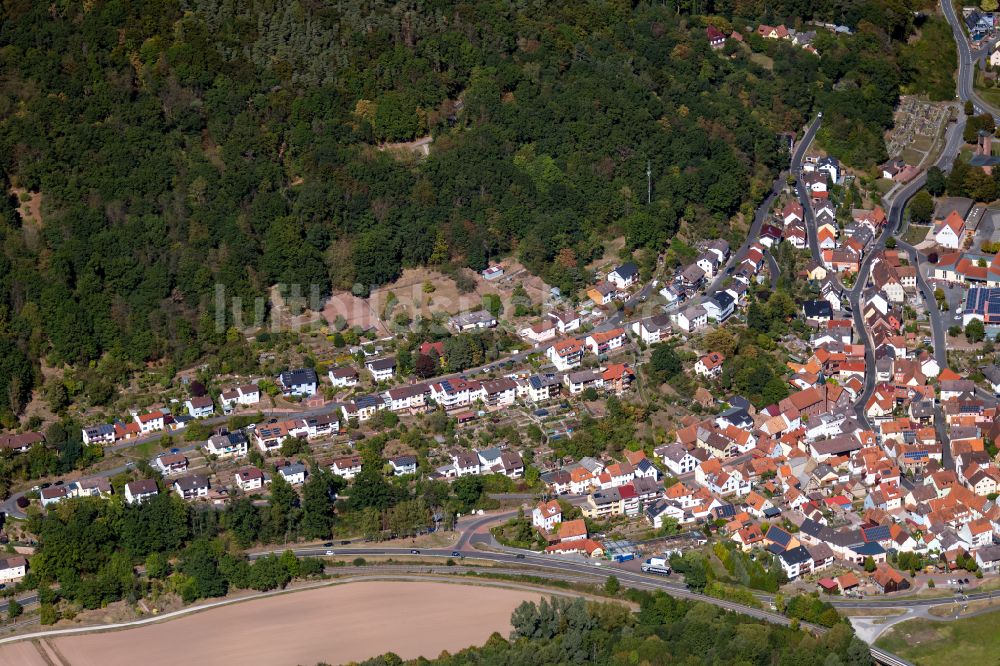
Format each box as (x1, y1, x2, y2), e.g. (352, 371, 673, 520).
(941, 0, 1000, 119)
(849, 72, 967, 429)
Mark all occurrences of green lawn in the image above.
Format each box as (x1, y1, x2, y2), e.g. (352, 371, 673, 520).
(875, 609, 1000, 665)
(974, 70, 1000, 110)
(123, 439, 164, 460)
(902, 223, 930, 246)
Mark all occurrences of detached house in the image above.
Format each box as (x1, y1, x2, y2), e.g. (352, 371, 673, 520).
(135, 411, 166, 435)
(124, 479, 159, 505)
(173, 474, 210, 500)
(234, 467, 266, 491)
(278, 369, 318, 397)
(607, 262, 639, 289)
(220, 384, 260, 410)
(185, 395, 215, 419)
(365, 357, 397, 382)
(533, 499, 563, 531)
(695, 352, 725, 378)
(547, 338, 585, 371)
(935, 211, 967, 249)
(206, 430, 249, 458)
(328, 367, 360, 388)
(674, 304, 708, 333)
(587, 282, 618, 306)
(331, 455, 363, 480)
(706, 25, 726, 49)
(632, 314, 672, 344)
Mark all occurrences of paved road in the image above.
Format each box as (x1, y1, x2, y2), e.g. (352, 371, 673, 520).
(848, 96, 967, 428)
(942, 0, 1000, 120)
(794, 119, 825, 266)
(765, 251, 780, 289)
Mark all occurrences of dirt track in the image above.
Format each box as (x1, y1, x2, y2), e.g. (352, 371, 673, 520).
(11, 581, 541, 666)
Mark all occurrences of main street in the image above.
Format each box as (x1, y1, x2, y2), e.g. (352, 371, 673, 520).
(941, 0, 1000, 120)
(848, 68, 968, 431)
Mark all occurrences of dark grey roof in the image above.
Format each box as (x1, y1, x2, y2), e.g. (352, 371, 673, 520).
(779, 545, 812, 566)
(803, 300, 833, 318)
(612, 262, 638, 279)
(713, 291, 735, 309)
(366, 357, 397, 371)
(279, 368, 318, 387)
(174, 474, 209, 491)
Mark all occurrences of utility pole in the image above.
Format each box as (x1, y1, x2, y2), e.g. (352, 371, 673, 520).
(646, 160, 652, 204)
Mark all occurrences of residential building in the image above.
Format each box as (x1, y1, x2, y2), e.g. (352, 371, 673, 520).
(365, 358, 397, 382)
(607, 262, 639, 289)
(40, 486, 69, 507)
(234, 467, 266, 491)
(585, 328, 627, 356)
(547, 338, 585, 371)
(0, 556, 27, 584)
(694, 352, 725, 378)
(631, 314, 672, 344)
(153, 452, 188, 476)
(277, 462, 307, 485)
(278, 369, 318, 397)
(565, 369, 604, 395)
(134, 411, 166, 434)
(0, 432, 44, 453)
(331, 455, 363, 480)
(124, 479, 159, 505)
(82, 424, 116, 445)
(185, 396, 215, 418)
(587, 282, 618, 306)
(449, 310, 498, 332)
(389, 455, 418, 476)
(674, 304, 708, 332)
(173, 474, 210, 500)
(533, 499, 563, 531)
(206, 430, 249, 458)
(935, 211, 967, 249)
(220, 384, 260, 410)
(328, 367, 360, 387)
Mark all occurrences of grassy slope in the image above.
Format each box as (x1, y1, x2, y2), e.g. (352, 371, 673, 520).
(875, 609, 1000, 665)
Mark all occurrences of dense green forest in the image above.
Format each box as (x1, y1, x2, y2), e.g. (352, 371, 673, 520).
(0, 0, 940, 425)
(356, 593, 873, 666)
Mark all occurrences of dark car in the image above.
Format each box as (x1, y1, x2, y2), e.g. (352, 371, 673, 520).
(39, 483, 50, 489)
(451, 551, 463, 557)
(516, 554, 526, 559)
(53, 480, 64, 486)
(323, 542, 333, 547)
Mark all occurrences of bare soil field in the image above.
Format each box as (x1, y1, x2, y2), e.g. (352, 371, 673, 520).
(26, 581, 542, 666)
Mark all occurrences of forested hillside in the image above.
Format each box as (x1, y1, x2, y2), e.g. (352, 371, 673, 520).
(0, 0, 934, 423)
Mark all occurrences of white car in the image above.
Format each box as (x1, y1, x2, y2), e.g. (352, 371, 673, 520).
(325, 550, 334, 556)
